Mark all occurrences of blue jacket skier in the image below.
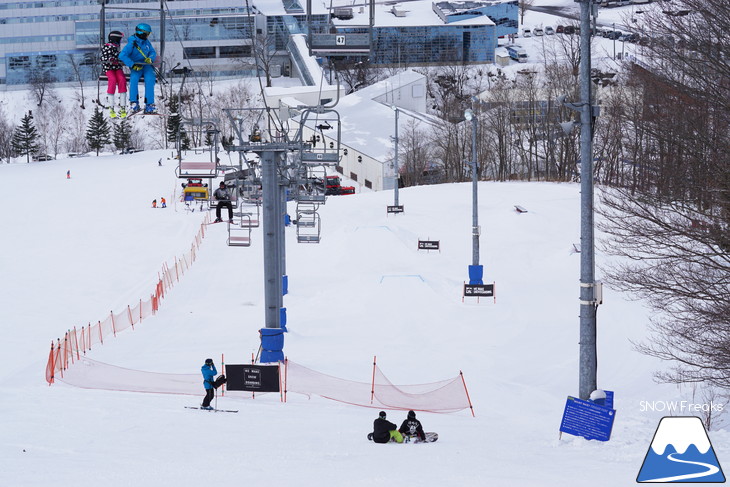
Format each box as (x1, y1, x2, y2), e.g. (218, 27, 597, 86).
(119, 23, 157, 114)
(201, 358, 217, 409)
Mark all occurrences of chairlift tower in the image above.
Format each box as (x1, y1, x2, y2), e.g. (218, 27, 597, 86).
(217, 4, 373, 363)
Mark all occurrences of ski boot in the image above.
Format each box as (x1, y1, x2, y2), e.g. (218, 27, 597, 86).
(119, 106, 127, 118)
(109, 107, 117, 119)
(144, 103, 157, 114)
(129, 101, 141, 114)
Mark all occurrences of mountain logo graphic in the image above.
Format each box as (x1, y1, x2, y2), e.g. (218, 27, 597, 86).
(637, 416, 726, 483)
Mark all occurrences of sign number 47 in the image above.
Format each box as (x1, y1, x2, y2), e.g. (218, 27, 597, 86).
(336, 35, 346, 45)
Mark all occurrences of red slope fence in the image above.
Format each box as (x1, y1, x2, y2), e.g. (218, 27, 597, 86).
(55, 356, 475, 415)
(45, 214, 210, 385)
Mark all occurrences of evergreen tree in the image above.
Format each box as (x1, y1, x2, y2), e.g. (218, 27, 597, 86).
(166, 96, 190, 151)
(86, 106, 111, 156)
(113, 119, 133, 151)
(11, 111, 40, 163)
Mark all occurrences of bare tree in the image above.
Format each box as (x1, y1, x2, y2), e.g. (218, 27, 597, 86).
(28, 66, 56, 108)
(0, 104, 12, 162)
(598, 0, 730, 388)
(518, 0, 535, 26)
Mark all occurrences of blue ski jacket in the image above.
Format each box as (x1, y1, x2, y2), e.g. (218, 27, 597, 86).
(119, 34, 156, 68)
(201, 364, 217, 390)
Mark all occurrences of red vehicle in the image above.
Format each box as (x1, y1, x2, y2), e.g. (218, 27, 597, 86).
(325, 175, 355, 195)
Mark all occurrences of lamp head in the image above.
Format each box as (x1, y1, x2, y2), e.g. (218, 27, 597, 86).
(464, 109, 474, 121)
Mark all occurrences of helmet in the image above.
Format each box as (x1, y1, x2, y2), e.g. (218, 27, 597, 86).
(204, 358, 213, 366)
(135, 23, 152, 39)
(108, 30, 124, 43)
(379, 411, 386, 419)
(407, 410, 416, 419)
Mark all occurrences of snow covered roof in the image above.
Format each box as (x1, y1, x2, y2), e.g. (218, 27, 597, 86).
(298, 69, 437, 162)
(331, 0, 489, 28)
(253, 0, 329, 16)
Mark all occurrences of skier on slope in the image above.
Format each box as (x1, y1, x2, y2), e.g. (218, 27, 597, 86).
(201, 358, 217, 410)
(372, 411, 403, 443)
(398, 410, 426, 442)
(119, 23, 157, 114)
(100, 30, 127, 118)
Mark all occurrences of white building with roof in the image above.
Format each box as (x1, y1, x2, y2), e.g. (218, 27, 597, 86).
(271, 69, 436, 191)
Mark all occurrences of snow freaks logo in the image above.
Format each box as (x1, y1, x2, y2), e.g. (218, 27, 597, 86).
(637, 416, 726, 483)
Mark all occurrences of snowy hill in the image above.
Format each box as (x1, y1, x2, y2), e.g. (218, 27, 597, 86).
(1, 149, 727, 486)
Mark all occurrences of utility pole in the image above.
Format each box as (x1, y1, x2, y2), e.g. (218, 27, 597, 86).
(578, 0, 598, 401)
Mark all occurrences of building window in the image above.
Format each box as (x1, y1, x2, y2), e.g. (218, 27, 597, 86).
(364, 179, 372, 189)
(183, 47, 216, 59)
(219, 45, 251, 58)
(349, 172, 358, 182)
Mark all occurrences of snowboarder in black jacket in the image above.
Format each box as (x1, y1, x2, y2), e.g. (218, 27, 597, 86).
(372, 411, 403, 443)
(399, 410, 426, 441)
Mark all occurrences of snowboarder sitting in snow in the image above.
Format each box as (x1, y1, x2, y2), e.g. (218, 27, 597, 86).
(100, 30, 127, 118)
(119, 23, 157, 114)
(152, 199, 157, 208)
(372, 411, 403, 443)
(213, 181, 233, 223)
(399, 410, 426, 442)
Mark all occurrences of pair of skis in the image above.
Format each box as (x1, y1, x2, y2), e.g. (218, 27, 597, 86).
(185, 406, 238, 413)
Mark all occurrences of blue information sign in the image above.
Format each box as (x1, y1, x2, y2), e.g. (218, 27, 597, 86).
(560, 396, 616, 442)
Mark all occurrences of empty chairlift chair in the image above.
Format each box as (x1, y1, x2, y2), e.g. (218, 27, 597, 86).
(227, 216, 252, 247)
(295, 202, 321, 243)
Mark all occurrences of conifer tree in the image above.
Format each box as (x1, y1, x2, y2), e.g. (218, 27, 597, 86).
(113, 119, 133, 151)
(11, 111, 40, 163)
(166, 96, 190, 150)
(86, 106, 111, 156)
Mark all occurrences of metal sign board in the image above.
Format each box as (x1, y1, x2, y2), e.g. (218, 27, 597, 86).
(559, 396, 616, 442)
(418, 240, 440, 251)
(463, 283, 494, 297)
(387, 205, 404, 214)
(310, 33, 371, 55)
(225, 364, 280, 392)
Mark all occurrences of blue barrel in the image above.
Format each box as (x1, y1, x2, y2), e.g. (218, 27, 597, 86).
(468, 265, 484, 285)
(280, 307, 287, 332)
(282, 274, 288, 295)
(260, 328, 284, 363)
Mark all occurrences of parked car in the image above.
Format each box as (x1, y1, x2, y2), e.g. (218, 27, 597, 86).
(33, 154, 54, 161)
(545, 26, 555, 35)
(522, 28, 531, 37)
(556, 25, 565, 34)
(121, 147, 144, 154)
(564, 25, 576, 35)
(533, 27, 544, 36)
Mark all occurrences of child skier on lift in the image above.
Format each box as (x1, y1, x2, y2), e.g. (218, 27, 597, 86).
(119, 23, 157, 114)
(100, 30, 127, 118)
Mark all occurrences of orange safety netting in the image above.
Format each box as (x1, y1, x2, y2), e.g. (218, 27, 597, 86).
(54, 356, 474, 415)
(45, 214, 210, 385)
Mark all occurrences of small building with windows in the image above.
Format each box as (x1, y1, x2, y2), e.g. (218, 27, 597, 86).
(273, 69, 437, 192)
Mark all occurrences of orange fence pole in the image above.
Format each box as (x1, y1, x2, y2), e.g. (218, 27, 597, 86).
(73, 326, 80, 360)
(370, 356, 377, 405)
(110, 311, 116, 337)
(460, 371, 475, 417)
(284, 357, 288, 403)
(128, 305, 134, 330)
(46, 342, 55, 385)
(98, 320, 103, 345)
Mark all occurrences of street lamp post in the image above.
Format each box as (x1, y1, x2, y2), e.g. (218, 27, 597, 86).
(464, 108, 481, 283)
(391, 105, 400, 207)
